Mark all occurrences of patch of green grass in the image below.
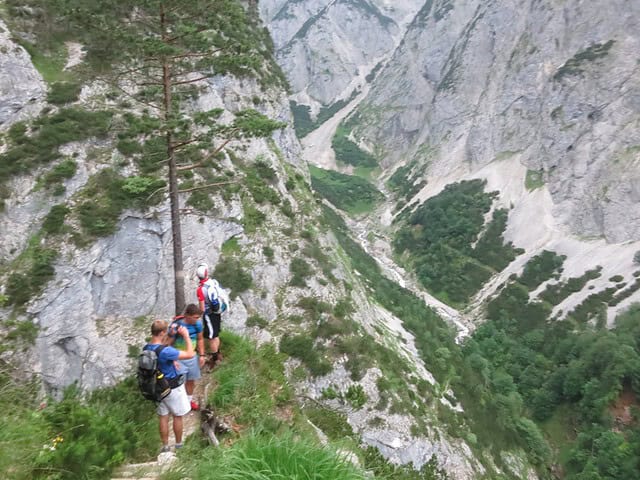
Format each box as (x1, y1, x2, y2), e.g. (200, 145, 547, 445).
(208, 333, 293, 429)
(194, 432, 366, 480)
(525, 170, 545, 191)
(310, 165, 383, 215)
(14, 38, 72, 84)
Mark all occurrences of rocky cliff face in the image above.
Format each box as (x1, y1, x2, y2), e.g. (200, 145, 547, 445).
(259, 0, 423, 108)
(354, 0, 640, 244)
(0, 19, 45, 127)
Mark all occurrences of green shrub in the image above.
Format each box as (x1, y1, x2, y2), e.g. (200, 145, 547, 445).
(518, 250, 565, 290)
(304, 406, 354, 441)
(212, 257, 252, 299)
(42, 204, 70, 235)
(42, 158, 77, 188)
(331, 128, 377, 169)
(290, 257, 313, 287)
(33, 380, 157, 479)
(242, 202, 266, 234)
(0, 108, 111, 186)
(262, 245, 274, 262)
(186, 190, 214, 212)
(280, 334, 332, 377)
(47, 82, 82, 104)
(298, 296, 333, 321)
(310, 165, 383, 215)
(77, 170, 165, 237)
(5, 244, 57, 307)
(345, 384, 367, 409)
(246, 314, 268, 328)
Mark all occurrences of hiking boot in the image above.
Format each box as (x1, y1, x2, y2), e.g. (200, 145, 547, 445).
(160, 445, 171, 453)
(190, 400, 200, 411)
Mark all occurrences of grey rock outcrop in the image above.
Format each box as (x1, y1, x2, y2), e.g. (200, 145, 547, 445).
(259, 0, 423, 107)
(353, 0, 640, 243)
(0, 18, 45, 127)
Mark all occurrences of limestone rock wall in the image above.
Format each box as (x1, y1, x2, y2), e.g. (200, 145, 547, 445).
(354, 0, 640, 243)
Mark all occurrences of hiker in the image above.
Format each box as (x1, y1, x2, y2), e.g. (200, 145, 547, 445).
(168, 304, 206, 411)
(196, 263, 228, 367)
(146, 319, 194, 453)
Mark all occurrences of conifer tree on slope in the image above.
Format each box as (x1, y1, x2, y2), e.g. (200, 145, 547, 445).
(44, 0, 285, 312)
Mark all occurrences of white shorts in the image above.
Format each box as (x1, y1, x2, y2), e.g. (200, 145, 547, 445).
(156, 383, 190, 417)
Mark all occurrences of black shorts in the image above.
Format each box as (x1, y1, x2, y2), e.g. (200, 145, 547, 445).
(203, 312, 221, 339)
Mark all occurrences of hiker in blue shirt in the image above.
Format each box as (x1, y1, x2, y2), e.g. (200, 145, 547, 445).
(168, 304, 206, 411)
(145, 319, 194, 452)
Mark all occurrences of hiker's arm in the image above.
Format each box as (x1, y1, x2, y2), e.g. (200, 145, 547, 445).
(162, 323, 177, 346)
(197, 331, 206, 367)
(175, 326, 195, 359)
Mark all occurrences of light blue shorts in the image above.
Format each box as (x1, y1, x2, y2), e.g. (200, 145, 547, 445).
(177, 355, 201, 381)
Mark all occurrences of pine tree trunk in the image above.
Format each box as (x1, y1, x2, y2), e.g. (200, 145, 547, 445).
(161, 3, 185, 314)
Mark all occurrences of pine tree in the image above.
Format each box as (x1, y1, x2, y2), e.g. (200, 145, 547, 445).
(40, 0, 285, 312)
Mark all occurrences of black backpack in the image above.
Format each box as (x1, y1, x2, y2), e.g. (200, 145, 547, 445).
(137, 345, 172, 402)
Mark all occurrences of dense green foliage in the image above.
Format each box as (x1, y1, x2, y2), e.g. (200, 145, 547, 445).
(332, 126, 378, 169)
(394, 180, 522, 305)
(310, 165, 383, 215)
(0, 370, 156, 480)
(0, 108, 111, 193)
(280, 334, 332, 377)
(539, 267, 602, 305)
(46, 82, 82, 104)
(467, 290, 640, 479)
(518, 250, 565, 290)
(212, 257, 252, 299)
(290, 92, 358, 138)
(76, 169, 165, 237)
(4, 242, 57, 307)
(386, 159, 427, 211)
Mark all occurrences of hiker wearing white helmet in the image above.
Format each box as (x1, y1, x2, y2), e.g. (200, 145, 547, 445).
(195, 263, 229, 367)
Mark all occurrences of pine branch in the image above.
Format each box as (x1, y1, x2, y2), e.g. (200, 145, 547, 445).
(176, 134, 238, 171)
(178, 181, 237, 194)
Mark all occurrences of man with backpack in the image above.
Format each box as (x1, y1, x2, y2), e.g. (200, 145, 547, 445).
(196, 263, 229, 367)
(168, 304, 206, 411)
(144, 319, 195, 453)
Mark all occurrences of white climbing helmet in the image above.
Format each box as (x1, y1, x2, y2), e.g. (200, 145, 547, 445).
(196, 263, 209, 280)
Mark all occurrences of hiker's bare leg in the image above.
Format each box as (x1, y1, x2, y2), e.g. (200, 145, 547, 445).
(173, 415, 184, 444)
(159, 415, 170, 445)
(209, 337, 220, 355)
(185, 379, 195, 396)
